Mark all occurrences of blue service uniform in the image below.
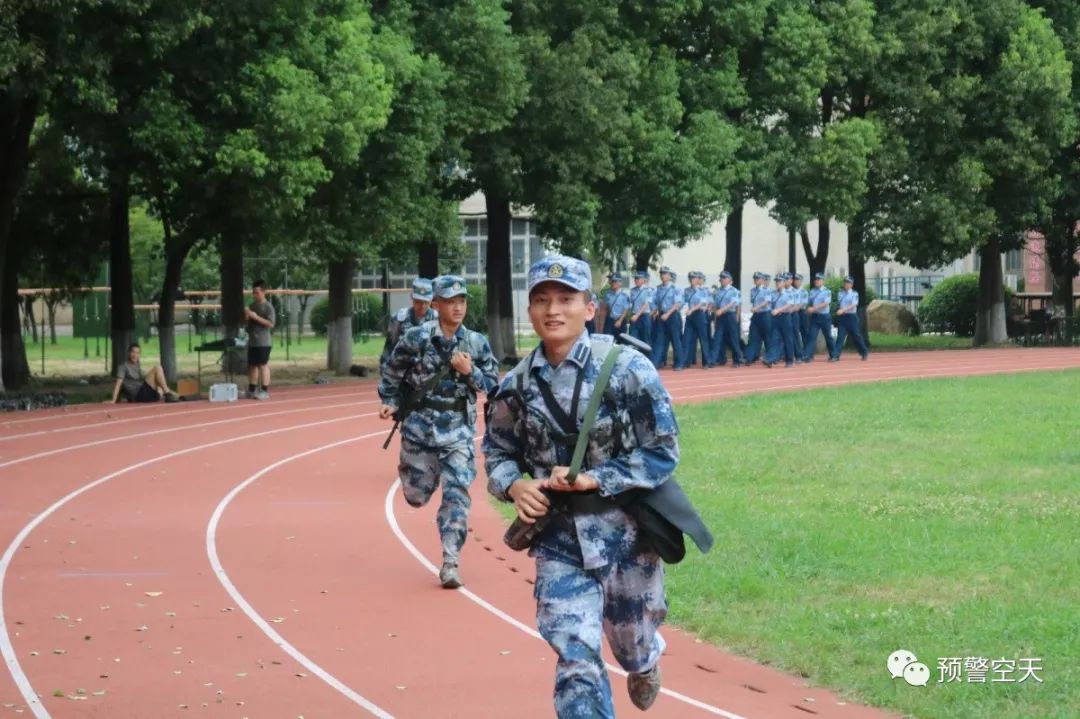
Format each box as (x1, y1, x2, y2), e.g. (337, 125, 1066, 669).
(602, 287, 632, 338)
(484, 331, 676, 719)
(833, 288, 869, 359)
(803, 285, 836, 361)
(710, 284, 745, 365)
(679, 285, 712, 368)
(744, 283, 774, 363)
(792, 285, 809, 359)
(378, 320, 500, 567)
(650, 282, 684, 368)
(766, 285, 796, 366)
(629, 285, 654, 347)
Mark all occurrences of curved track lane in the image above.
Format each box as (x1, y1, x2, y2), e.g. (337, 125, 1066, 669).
(2, 348, 1077, 717)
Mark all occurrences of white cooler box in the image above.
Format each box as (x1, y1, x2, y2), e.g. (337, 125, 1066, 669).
(209, 383, 238, 402)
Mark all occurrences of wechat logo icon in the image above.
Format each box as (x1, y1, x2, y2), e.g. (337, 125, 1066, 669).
(888, 649, 930, 687)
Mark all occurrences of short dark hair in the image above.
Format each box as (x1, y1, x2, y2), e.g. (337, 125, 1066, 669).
(128, 342, 141, 352)
(253, 279, 267, 291)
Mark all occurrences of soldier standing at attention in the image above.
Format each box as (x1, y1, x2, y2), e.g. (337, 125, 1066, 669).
(832, 275, 870, 361)
(765, 273, 795, 368)
(710, 270, 745, 367)
(803, 272, 835, 362)
(602, 273, 631, 339)
(629, 270, 654, 348)
(378, 275, 500, 588)
(790, 273, 809, 362)
(379, 278, 436, 377)
(678, 271, 712, 369)
(744, 272, 772, 364)
(650, 266, 684, 369)
(483, 255, 679, 718)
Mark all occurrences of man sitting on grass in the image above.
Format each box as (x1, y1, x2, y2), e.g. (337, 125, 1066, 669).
(110, 343, 179, 403)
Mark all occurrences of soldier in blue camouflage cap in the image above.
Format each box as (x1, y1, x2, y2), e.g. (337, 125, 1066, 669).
(744, 272, 774, 363)
(378, 275, 500, 589)
(765, 273, 796, 367)
(790, 273, 809, 361)
(379, 278, 438, 377)
(484, 254, 677, 717)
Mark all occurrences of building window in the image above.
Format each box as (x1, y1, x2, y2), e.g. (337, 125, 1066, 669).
(1005, 249, 1022, 272)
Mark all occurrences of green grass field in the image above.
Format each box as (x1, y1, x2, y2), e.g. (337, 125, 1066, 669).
(490, 370, 1078, 718)
(669, 370, 1079, 719)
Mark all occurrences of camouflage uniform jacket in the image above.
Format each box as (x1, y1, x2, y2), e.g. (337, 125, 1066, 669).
(483, 331, 680, 569)
(379, 321, 499, 447)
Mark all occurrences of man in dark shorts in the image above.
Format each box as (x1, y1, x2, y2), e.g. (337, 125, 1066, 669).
(245, 279, 276, 400)
(110, 343, 179, 403)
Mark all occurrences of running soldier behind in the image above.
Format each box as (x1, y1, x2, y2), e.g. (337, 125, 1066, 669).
(245, 279, 275, 399)
(378, 275, 499, 589)
(379, 278, 437, 377)
(484, 255, 678, 717)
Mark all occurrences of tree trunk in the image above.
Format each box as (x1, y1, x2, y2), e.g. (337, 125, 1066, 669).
(1046, 225, 1078, 345)
(633, 239, 661, 273)
(46, 298, 59, 344)
(848, 220, 871, 347)
(0, 92, 40, 393)
(297, 295, 310, 343)
(799, 222, 829, 277)
(974, 236, 1008, 346)
(158, 236, 193, 384)
(23, 295, 37, 343)
(219, 235, 245, 372)
(787, 227, 797, 273)
(1, 242, 30, 389)
(417, 240, 439, 279)
(108, 177, 135, 376)
(485, 191, 516, 363)
(724, 201, 743, 288)
(326, 257, 355, 375)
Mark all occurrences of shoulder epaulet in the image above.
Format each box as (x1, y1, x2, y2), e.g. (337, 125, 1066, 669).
(507, 335, 618, 397)
(395, 307, 409, 322)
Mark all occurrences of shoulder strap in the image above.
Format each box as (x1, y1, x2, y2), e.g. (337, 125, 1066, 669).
(566, 344, 621, 484)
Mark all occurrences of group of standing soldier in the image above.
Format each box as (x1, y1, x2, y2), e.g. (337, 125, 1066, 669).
(597, 268, 869, 369)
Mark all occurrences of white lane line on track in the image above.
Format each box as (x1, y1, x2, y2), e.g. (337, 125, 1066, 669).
(383, 478, 750, 719)
(0, 383, 375, 429)
(0, 410, 378, 719)
(0, 398, 372, 470)
(0, 390, 377, 442)
(206, 432, 394, 719)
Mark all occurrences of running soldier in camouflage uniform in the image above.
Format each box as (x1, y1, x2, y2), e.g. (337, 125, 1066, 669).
(483, 255, 678, 717)
(379, 275, 499, 588)
(379, 278, 438, 377)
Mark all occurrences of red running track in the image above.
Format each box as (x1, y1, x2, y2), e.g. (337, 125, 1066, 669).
(1, 348, 1077, 718)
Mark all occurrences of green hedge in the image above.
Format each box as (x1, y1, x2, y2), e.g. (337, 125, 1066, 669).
(917, 274, 1014, 337)
(309, 293, 385, 336)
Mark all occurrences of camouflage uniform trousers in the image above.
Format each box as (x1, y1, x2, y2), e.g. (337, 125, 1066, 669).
(534, 549, 667, 718)
(398, 435, 475, 567)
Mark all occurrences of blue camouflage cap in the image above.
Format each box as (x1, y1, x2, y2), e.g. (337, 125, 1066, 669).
(433, 274, 468, 299)
(792, 273, 804, 281)
(844, 275, 855, 283)
(608, 272, 625, 283)
(528, 255, 592, 294)
(411, 278, 434, 301)
(813, 272, 826, 281)
(774, 273, 784, 282)
(633, 270, 649, 280)
(752, 271, 763, 280)
(659, 265, 676, 277)
(720, 270, 733, 280)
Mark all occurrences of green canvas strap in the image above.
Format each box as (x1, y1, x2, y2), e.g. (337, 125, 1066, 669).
(565, 344, 622, 484)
